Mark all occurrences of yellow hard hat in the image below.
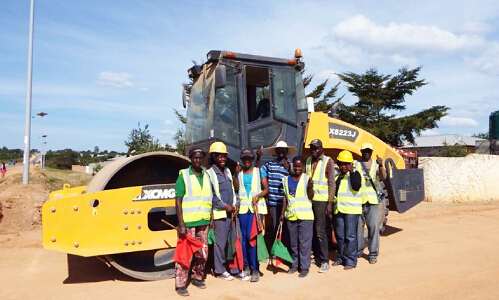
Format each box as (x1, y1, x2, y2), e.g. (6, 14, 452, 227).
(337, 150, 354, 163)
(209, 141, 228, 154)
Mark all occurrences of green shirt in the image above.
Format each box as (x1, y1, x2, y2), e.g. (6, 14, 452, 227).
(175, 166, 210, 227)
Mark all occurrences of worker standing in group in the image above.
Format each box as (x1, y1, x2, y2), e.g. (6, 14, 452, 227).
(355, 143, 387, 264)
(206, 142, 248, 281)
(260, 141, 295, 251)
(305, 139, 335, 273)
(280, 156, 314, 278)
(233, 148, 269, 282)
(174, 147, 212, 297)
(332, 150, 362, 270)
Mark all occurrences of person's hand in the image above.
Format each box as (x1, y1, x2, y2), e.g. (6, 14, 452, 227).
(284, 159, 290, 171)
(279, 214, 284, 222)
(210, 217, 215, 229)
(376, 155, 383, 166)
(326, 202, 333, 216)
(256, 146, 263, 158)
(178, 223, 187, 239)
(234, 205, 240, 214)
(225, 204, 233, 213)
(252, 196, 259, 206)
(235, 162, 242, 174)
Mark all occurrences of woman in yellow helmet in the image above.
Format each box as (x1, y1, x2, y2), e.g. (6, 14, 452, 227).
(205, 142, 248, 281)
(332, 150, 362, 270)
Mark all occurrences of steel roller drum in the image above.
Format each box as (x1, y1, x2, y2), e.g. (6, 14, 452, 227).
(86, 151, 190, 280)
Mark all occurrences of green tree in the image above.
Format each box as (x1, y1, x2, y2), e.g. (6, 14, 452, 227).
(302, 70, 344, 113)
(93, 146, 99, 157)
(336, 66, 449, 147)
(125, 123, 163, 156)
(173, 108, 187, 155)
(472, 132, 489, 139)
(45, 149, 80, 170)
(78, 152, 93, 166)
(435, 142, 468, 157)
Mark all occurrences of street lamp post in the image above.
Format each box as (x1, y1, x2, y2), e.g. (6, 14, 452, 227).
(42, 134, 47, 169)
(23, 0, 35, 184)
(37, 112, 47, 169)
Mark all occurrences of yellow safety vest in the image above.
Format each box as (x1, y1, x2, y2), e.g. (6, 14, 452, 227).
(237, 168, 268, 215)
(334, 173, 362, 215)
(354, 160, 379, 205)
(206, 167, 237, 220)
(283, 174, 314, 221)
(180, 169, 213, 223)
(306, 156, 331, 202)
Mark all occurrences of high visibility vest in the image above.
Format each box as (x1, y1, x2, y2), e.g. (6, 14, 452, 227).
(180, 169, 213, 223)
(334, 173, 362, 215)
(283, 174, 314, 221)
(306, 156, 331, 202)
(237, 168, 268, 215)
(206, 167, 237, 220)
(354, 160, 379, 205)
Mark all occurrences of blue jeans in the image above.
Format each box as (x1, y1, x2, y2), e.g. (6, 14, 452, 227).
(334, 213, 359, 267)
(357, 203, 379, 259)
(238, 212, 260, 271)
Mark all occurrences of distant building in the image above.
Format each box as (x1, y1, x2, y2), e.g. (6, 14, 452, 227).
(402, 134, 485, 157)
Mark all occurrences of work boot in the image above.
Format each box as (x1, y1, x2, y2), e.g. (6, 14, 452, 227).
(176, 287, 189, 297)
(250, 270, 260, 282)
(298, 269, 309, 278)
(243, 266, 251, 277)
(191, 279, 206, 289)
(287, 267, 298, 274)
(369, 257, 377, 264)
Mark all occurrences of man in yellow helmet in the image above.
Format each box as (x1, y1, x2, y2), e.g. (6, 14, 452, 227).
(205, 142, 248, 281)
(354, 143, 387, 264)
(332, 150, 362, 270)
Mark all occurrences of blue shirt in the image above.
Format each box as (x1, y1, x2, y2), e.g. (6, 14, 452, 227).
(242, 172, 253, 199)
(287, 176, 299, 197)
(261, 159, 291, 206)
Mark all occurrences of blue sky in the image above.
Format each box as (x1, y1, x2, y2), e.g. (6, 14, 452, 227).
(1, 0, 498, 152)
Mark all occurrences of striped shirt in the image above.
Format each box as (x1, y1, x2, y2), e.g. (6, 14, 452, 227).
(261, 159, 291, 206)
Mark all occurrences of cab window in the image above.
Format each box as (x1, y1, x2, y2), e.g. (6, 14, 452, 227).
(245, 66, 271, 123)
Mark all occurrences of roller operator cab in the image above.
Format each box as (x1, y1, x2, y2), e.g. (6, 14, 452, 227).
(183, 50, 309, 168)
(183, 50, 424, 215)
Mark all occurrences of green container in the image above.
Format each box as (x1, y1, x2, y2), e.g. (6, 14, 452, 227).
(490, 111, 499, 140)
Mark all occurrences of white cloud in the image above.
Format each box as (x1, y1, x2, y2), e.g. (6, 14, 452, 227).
(324, 15, 486, 67)
(160, 130, 176, 136)
(163, 120, 173, 125)
(97, 72, 133, 88)
(420, 129, 440, 136)
(439, 116, 479, 127)
(466, 42, 499, 76)
(140, 87, 150, 92)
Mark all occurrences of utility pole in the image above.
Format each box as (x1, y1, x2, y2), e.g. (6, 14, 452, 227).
(37, 112, 47, 169)
(23, 0, 35, 184)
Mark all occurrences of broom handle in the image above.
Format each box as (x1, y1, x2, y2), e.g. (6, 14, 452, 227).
(161, 219, 178, 231)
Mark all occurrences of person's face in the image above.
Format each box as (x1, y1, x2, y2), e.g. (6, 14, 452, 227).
(361, 149, 373, 161)
(190, 153, 205, 168)
(241, 156, 253, 169)
(292, 160, 304, 176)
(338, 161, 351, 174)
(214, 153, 227, 168)
(275, 147, 288, 159)
(310, 145, 323, 159)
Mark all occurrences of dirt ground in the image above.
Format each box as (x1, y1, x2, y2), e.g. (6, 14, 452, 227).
(1, 166, 498, 300)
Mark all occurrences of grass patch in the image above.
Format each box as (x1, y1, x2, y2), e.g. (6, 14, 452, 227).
(39, 168, 93, 192)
